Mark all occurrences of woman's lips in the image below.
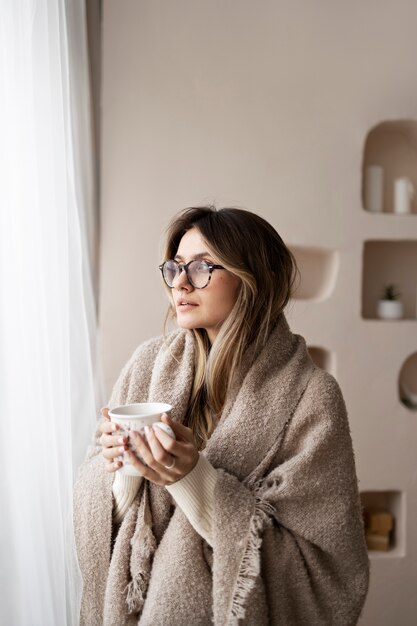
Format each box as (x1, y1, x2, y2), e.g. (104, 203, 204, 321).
(176, 300, 198, 310)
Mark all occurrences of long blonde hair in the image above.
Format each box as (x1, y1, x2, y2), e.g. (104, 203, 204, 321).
(161, 207, 298, 449)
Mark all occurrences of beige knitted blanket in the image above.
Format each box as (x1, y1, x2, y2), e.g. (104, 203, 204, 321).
(73, 314, 369, 625)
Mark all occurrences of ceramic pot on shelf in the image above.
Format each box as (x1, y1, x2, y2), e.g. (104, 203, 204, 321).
(377, 299, 403, 320)
(376, 285, 403, 320)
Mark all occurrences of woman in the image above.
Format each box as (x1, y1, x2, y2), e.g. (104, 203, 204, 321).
(74, 207, 369, 626)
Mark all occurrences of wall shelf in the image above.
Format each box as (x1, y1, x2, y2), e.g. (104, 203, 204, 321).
(367, 546, 405, 560)
(290, 246, 339, 301)
(361, 490, 405, 557)
(361, 240, 417, 320)
(362, 120, 417, 215)
(399, 352, 417, 411)
(307, 346, 335, 376)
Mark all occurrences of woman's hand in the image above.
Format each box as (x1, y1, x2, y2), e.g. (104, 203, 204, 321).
(98, 407, 128, 473)
(127, 414, 199, 486)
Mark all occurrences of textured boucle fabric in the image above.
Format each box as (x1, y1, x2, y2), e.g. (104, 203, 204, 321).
(73, 314, 369, 625)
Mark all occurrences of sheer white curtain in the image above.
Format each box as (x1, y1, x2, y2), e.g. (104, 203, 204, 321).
(0, 1, 100, 624)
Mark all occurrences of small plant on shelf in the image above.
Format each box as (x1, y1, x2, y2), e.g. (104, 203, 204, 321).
(381, 284, 400, 301)
(377, 284, 404, 320)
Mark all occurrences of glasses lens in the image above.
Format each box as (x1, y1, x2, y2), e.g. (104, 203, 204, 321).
(188, 260, 210, 288)
(163, 260, 179, 287)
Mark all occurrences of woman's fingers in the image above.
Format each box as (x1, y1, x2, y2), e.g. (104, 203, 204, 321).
(99, 428, 126, 447)
(122, 434, 166, 484)
(129, 430, 180, 482)
(153, 418, 198, 469)
(152, 424, 176, 451)
(99, 407, 126, 472)
(99, 408, 125, 447)
(144, 426, 177, 469)
(160, 413, 193, 442)
(101, 440, 127, 460)
(99, 418, 119, 436)
(129, 430, 166, 467)
(129, 423, 198, 484)
(124, 449, 166, 485)
(124, 438, 177, 486)
(104, 458, 123, 473)
(98, 411, 198, 484)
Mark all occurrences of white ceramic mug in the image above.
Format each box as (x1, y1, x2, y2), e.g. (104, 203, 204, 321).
(109, 402, 173, 475)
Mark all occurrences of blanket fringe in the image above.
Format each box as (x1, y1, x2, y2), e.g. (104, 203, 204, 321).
(229, 497, 274, 625)
(125, 572, 150, 614)
(125, 492, 157, 614)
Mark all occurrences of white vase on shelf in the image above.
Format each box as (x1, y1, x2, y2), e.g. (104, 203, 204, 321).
(394, 177, 415, 214)
(364, 165, 384, 212)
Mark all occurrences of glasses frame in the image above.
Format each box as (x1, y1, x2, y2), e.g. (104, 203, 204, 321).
(158, 259, 225, 289)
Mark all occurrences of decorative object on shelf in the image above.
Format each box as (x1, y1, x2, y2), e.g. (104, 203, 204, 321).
(363, 509, 394, 551)
(376, 284, 403, 319)
(360, 490, 403, 557)
(394, 177, 415, 214)
(399, 352, 417, 411)
(364, 165, 384, 212)
(399, 380, 417, 410)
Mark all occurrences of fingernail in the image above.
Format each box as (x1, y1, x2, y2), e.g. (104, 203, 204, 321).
(119, 446, 125, 454)
(118, 436, 125, 444)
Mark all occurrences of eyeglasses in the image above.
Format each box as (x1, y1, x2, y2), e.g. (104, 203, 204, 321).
(158, 259, 225, 289)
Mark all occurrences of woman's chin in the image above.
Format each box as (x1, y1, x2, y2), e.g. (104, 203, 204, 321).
(176, 317, 199, 331)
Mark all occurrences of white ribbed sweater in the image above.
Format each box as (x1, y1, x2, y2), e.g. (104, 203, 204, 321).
(112, 453, 218, 545)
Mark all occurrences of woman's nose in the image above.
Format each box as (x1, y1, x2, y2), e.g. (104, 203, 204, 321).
(173, 267, 192, 290)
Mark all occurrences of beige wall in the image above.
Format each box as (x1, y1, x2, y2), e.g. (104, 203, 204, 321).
(100, 2, 417, 623)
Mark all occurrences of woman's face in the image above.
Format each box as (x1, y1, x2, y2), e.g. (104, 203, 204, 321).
(171, 228, 241, 343)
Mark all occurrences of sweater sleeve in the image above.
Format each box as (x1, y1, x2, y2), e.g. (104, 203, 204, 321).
(112, 471, 142, 524)
(165, 453, 218, 546)
(105, 337, 167, 523)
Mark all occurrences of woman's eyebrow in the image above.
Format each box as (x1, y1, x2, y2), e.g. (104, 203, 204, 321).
(174, 252, 213, 261)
